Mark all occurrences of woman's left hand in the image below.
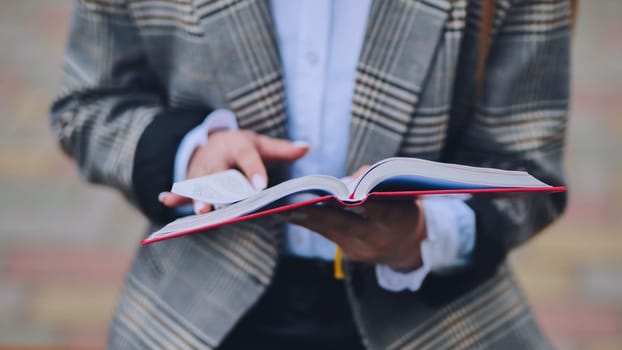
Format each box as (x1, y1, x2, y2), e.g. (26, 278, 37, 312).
(287, 197, 426, 271)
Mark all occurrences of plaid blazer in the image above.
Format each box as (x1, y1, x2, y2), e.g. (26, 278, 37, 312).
(51, 0, 570, 348)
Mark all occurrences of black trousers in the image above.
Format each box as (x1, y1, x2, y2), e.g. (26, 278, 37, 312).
(218, 256, 365, 350)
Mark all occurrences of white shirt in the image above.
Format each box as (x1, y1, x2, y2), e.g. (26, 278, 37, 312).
(273, 0, 369, 261)
(174, 0, 475, 292)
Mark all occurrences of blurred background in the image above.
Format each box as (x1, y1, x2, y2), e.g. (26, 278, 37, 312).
(0, 0, 620, 349)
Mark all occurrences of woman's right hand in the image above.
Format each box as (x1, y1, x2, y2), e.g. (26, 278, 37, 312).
(158, 129, 309, 214)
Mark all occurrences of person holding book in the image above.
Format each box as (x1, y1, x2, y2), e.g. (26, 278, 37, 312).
(51, 0, 572, 349)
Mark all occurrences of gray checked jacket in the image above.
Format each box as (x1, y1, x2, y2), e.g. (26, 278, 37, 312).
(51, 0, 570, 349)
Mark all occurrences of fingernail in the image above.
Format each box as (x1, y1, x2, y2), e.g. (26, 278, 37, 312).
(292, 140, 310, 148)
(158, 192, 169, 202)
(194, 201, 206, 214)
(252, 174, 267, 191)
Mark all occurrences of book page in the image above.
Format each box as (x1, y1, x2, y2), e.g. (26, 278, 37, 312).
(146, 175, 350, 242)
(351, 157, 551, 200)
(171, 169, 258, 204)
(144, 158, 563, 244)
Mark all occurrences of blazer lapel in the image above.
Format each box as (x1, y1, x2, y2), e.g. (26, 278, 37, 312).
(194, 0, 288, 139)
(346, 0, 452, 174)
(193, 0, 451, 171)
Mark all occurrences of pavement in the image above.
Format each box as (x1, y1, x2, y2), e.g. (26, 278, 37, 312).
(0, 1, 620, 349)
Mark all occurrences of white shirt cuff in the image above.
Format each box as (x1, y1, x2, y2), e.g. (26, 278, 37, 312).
(173, 109, 239, 183)
(172, 109, 238, 215)
(375, 196, 476, 292)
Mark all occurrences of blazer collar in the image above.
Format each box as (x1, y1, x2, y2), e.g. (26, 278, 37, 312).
(198, 0, 451, 173)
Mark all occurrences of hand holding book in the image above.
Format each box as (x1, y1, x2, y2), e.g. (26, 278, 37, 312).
(286, 196, 427, 271)
(158, 129, 310, 214)
(145, 157, 565, 245)
(284, 165, 427, 272)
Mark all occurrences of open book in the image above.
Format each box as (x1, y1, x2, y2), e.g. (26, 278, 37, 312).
(143, 157, 565, 245)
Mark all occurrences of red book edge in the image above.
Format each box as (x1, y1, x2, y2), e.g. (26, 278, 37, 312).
(141, 185, 566, 245)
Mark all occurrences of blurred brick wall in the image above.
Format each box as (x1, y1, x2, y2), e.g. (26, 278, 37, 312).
(0, 1, 144, 348)
(0, 1, 620, 349)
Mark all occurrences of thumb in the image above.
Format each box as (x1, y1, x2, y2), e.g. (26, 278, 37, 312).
(159, 192, 213, 214)
(158, 192, 190, 207)
(351, 165, 371, 179)
(255, 136, 310, 161)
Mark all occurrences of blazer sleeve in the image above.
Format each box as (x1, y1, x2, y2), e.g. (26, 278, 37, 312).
(443, 0, 571, 277)
(50, 0, 210, 224)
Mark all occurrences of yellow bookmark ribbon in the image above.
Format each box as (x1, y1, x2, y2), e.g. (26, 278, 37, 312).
(334, 246, 344, 280)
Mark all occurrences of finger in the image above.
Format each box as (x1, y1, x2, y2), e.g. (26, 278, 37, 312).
(342, 206, 368, 219)
(255, 136, 310, 161)
(299, 205, 368, 224)
(159, 192, 191, 207)
(351, 164, 371, 179)
(193, 200, 213, 215)
(159, 192, 215, 214)
(232, 146, 268, 191)
(186, 146, 230, 180)
(286, 207, 375, 256)
(288, 206, 363, 236)
(286, 209, 343, 244)
(362, 198, 418, 221)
